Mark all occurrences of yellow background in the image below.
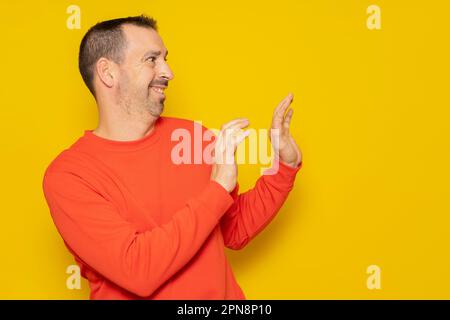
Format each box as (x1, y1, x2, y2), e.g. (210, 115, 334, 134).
(0, 0, 449, 299)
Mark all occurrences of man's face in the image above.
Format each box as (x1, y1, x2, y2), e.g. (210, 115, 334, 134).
(116, 24, 174, 117)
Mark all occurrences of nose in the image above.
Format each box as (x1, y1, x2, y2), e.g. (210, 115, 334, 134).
(159, 61, 174, 82)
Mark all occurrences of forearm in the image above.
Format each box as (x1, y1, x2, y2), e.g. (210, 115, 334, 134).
(220, 160, 302, 250)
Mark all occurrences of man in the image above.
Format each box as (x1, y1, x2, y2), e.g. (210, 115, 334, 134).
(42, 14, 303, 300)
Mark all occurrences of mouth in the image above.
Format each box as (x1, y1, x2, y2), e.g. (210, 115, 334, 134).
(150, 86, 167, 98)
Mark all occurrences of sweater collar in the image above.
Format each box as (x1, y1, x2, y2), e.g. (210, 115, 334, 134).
(82, 117, 163, 152)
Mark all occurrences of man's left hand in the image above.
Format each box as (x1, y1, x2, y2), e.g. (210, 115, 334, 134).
(270, 93, 302, 168)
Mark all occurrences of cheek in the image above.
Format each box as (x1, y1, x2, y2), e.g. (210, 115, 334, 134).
(117, 69, 132, 91)
(121, 68, 149, 87)
(143, 67, 157, 86)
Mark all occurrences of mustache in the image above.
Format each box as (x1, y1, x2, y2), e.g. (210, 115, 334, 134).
(150, 80, 169, 87)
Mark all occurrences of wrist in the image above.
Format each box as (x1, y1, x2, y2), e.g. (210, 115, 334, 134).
(279, 158, 301, 168)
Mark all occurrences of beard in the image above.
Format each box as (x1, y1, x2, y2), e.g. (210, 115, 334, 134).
(146, 88, 165, 117)
(117, 83, 165, 119)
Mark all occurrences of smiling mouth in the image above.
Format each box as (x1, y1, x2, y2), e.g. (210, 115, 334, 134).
(151, 87, 165, 93)
(150, 86, 167, 99)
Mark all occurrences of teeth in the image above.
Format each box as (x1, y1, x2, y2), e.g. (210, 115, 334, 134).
(152, 87, 164, 94)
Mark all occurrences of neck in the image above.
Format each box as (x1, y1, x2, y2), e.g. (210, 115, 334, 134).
(93, 99, 158, 142)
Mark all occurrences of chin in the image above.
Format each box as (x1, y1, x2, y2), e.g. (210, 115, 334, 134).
(148, 103, 164, 117)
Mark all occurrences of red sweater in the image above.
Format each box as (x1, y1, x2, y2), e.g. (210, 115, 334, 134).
(42, 116, 302, 299)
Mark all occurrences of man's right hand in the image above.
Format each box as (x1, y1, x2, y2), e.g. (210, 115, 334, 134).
(210, 118, 250, 193)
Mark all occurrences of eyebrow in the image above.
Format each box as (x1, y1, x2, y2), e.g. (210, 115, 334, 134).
(143, 50, 169, 60)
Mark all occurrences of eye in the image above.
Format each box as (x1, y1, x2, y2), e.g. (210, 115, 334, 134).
(146, 56, 157, 63)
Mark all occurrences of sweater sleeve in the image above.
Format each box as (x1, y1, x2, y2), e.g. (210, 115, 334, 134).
(219, 159, 302, 250)
(42, 170, 234, 297)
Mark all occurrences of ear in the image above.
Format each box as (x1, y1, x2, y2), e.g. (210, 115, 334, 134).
(95, 57, 116, 89)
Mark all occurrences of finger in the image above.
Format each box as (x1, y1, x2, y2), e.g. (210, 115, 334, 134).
(273, 93, 293, 117)
(221, 118, 249, 131)
(223, 128, 250, 150)
(216, 122, 249, 152)
(216, 120, 248, 147)
(219, 128, 250, 164)
(273, 93, 291, 113)
(234, 129, 251, 145)
(272, 97, 289, 125)
(272, 93, 293, 127)
(226, 120, 250, 133)
(222, 121, 250, 141)
(223, 126, 250, 152)
(283, 108, 294, 129)
(278, 93, 293, 117)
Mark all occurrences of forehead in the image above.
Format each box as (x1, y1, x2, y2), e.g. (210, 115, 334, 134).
(121, 24, 167, 57)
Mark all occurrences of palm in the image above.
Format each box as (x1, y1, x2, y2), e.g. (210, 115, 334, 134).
(270, 93, 302, 168)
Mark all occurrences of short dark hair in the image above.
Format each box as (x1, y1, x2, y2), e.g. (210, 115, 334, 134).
(78, 14, 158, 96)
